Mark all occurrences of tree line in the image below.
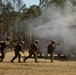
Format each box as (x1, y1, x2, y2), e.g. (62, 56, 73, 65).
(0, 0, 76, 47)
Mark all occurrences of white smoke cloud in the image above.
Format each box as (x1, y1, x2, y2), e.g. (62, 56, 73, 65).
(18, 2, 76, 57)
(31, 3, 76, 56)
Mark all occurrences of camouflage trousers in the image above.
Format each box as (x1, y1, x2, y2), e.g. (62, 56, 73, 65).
(0, 49, 5, 62)
(49, 52, 54, 62)
(24, 51, 38, 62)
(10, 52, 21, 62)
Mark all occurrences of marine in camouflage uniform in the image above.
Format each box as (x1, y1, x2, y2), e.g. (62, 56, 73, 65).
(10, 41, 24, 63)
(0, 37, 10, 62)
(47, 40, 56, 62)
(23, 40, 39, 63)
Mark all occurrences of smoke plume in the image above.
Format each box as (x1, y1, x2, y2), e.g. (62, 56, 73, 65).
(31, 3, 76, 57)
(18, 2, 76, 57)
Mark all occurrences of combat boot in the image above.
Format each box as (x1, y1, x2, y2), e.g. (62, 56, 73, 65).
(0, 59, 3, 62)
(10, 60, 14, 63)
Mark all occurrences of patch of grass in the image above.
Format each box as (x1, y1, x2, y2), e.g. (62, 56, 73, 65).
(0, 52, 76, 75)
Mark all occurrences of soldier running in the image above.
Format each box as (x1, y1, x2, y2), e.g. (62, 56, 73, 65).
(0, 37, 10, 62)
(47, 40, 59, 62)
(10, 41, 24, 63)
(23, 40, 39, 63)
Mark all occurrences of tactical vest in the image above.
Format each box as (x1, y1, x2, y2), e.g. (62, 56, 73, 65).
(0, 41, 10, 50)
(29, 43, 38, 53)
(14, 44, 23, 52)
(47, 43, 56, 53)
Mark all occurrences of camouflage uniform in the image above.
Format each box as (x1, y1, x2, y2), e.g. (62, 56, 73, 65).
(47, 40, 56, 62)
(10, 41, 24, 63)
(0, 37, 10, 62)
(23, 40, 39, 62)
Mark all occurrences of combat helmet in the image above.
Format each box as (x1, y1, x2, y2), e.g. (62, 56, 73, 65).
(6, 37, 10, 41)
(52, 40, 55, 43)
(20, 41, 24, 45)
(34, 40, 39, 43)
